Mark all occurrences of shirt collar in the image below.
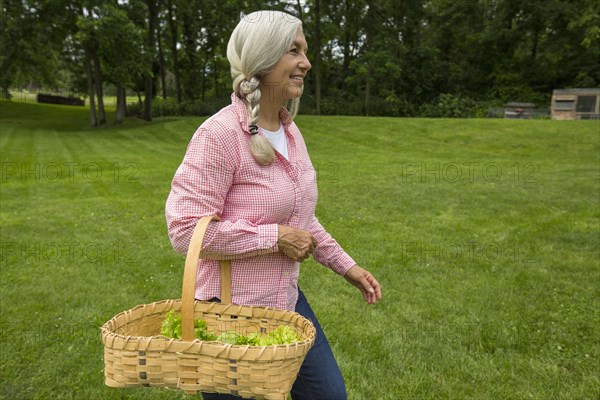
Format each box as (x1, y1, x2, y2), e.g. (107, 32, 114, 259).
(231, 92, 293, 134)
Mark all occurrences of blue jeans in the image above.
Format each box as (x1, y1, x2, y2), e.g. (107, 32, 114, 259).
(202, 288, 347, 400)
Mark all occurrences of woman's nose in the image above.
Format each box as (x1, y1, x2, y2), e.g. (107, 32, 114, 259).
(300, 52, 312, 71)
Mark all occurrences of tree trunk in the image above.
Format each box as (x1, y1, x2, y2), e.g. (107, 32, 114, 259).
(531, 25, 540, 63)
(213, 53, 218, 97)
(167, 0, 181, 103)
(365, 65, 371, 116)
(144, 76, 152, 122)
(314, 0, 321, 115)
(182, 11, 198, 101)
(91, 42, 106, 125)
(364, 0, 376, 116)
(84, 45, 97, 127)
(115, 84, 126, 124)
(342, 0, 352, 83)
(158, 29, 167, 99)
(144, 73, 153, 121)
(144, 0, 159, 122)
(200, 55, 208, 102)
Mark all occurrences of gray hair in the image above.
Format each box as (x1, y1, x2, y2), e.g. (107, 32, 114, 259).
(227, 10, 302, 165)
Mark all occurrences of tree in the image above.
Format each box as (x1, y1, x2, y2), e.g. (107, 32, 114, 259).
(165, 0, 182, 103)
(95, 2, 146, 124)
(143, 0, 161, 121)
(179, 0, 202, 101)
(0, 0, 75, 98)
(76, 5, 100, 127)
(2, 0, 596, 119)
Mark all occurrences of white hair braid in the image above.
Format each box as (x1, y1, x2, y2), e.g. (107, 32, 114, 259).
(244, 77, 275, 165)
(227, 10, 302, 165)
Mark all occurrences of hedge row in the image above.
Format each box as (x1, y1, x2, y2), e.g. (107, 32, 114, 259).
(37, 93, 84, 106)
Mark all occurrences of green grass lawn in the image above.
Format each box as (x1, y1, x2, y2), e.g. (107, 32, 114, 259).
(1, 100, 599, 400)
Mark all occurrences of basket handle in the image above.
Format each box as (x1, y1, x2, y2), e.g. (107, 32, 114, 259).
(181, 215, 232, 342)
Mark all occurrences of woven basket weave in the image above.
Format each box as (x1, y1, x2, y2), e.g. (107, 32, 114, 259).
(101, 216, 316, 399)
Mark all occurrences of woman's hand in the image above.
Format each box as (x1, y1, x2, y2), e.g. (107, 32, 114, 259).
(277, 225, 318, 262)
(344, 265, 382, 304)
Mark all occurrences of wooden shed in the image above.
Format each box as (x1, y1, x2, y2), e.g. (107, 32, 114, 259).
(551, 88, 600, 120)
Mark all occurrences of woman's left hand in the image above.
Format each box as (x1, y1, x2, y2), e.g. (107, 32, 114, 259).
(343, 265, 382, 305)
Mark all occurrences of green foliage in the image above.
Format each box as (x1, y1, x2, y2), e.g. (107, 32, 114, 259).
(159, 310, 300, 345)
(490, 72, 550, 105)
(160, 310, 218, 341)
(160, 309, 183, 339)
(317, 96, 362, 116)
(215, 326, 301, 346)
(0, 0, 76, 94)
(420, 93, 489, 118)
(265, 325, 302, 345)
(2, 0, 598, 117)
(94, 3, 148, 88)
(127, 96, 230, 117)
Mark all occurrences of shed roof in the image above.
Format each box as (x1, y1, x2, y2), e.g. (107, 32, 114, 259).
(552, 88, 600, 96)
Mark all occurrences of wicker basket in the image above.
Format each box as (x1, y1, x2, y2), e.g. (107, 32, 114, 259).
(100, 216, 316, 399)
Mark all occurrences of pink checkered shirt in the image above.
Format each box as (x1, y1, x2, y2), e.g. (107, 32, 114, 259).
(165, 93, 356, 311)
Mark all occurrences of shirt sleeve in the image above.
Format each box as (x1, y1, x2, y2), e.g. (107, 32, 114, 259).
(308, 216, 356, 275)
(165, 127, 279, 259)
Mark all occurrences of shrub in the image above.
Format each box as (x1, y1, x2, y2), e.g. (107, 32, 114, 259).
(126, 96, 231, 118)
(420, 93, 488, 118)
(126, 101, 143, 117)
(153, 97, 180, 117)
(37, 93, 84, 106)
(180, 100, 215, 116)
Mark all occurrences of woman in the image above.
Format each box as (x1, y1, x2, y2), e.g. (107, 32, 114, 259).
(165, 10, 382, 400)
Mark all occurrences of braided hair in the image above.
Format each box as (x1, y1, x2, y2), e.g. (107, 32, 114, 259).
(227, 11, 302, 165)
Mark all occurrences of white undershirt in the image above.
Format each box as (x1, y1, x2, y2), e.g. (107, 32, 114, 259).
(261, 124, 288, 160)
